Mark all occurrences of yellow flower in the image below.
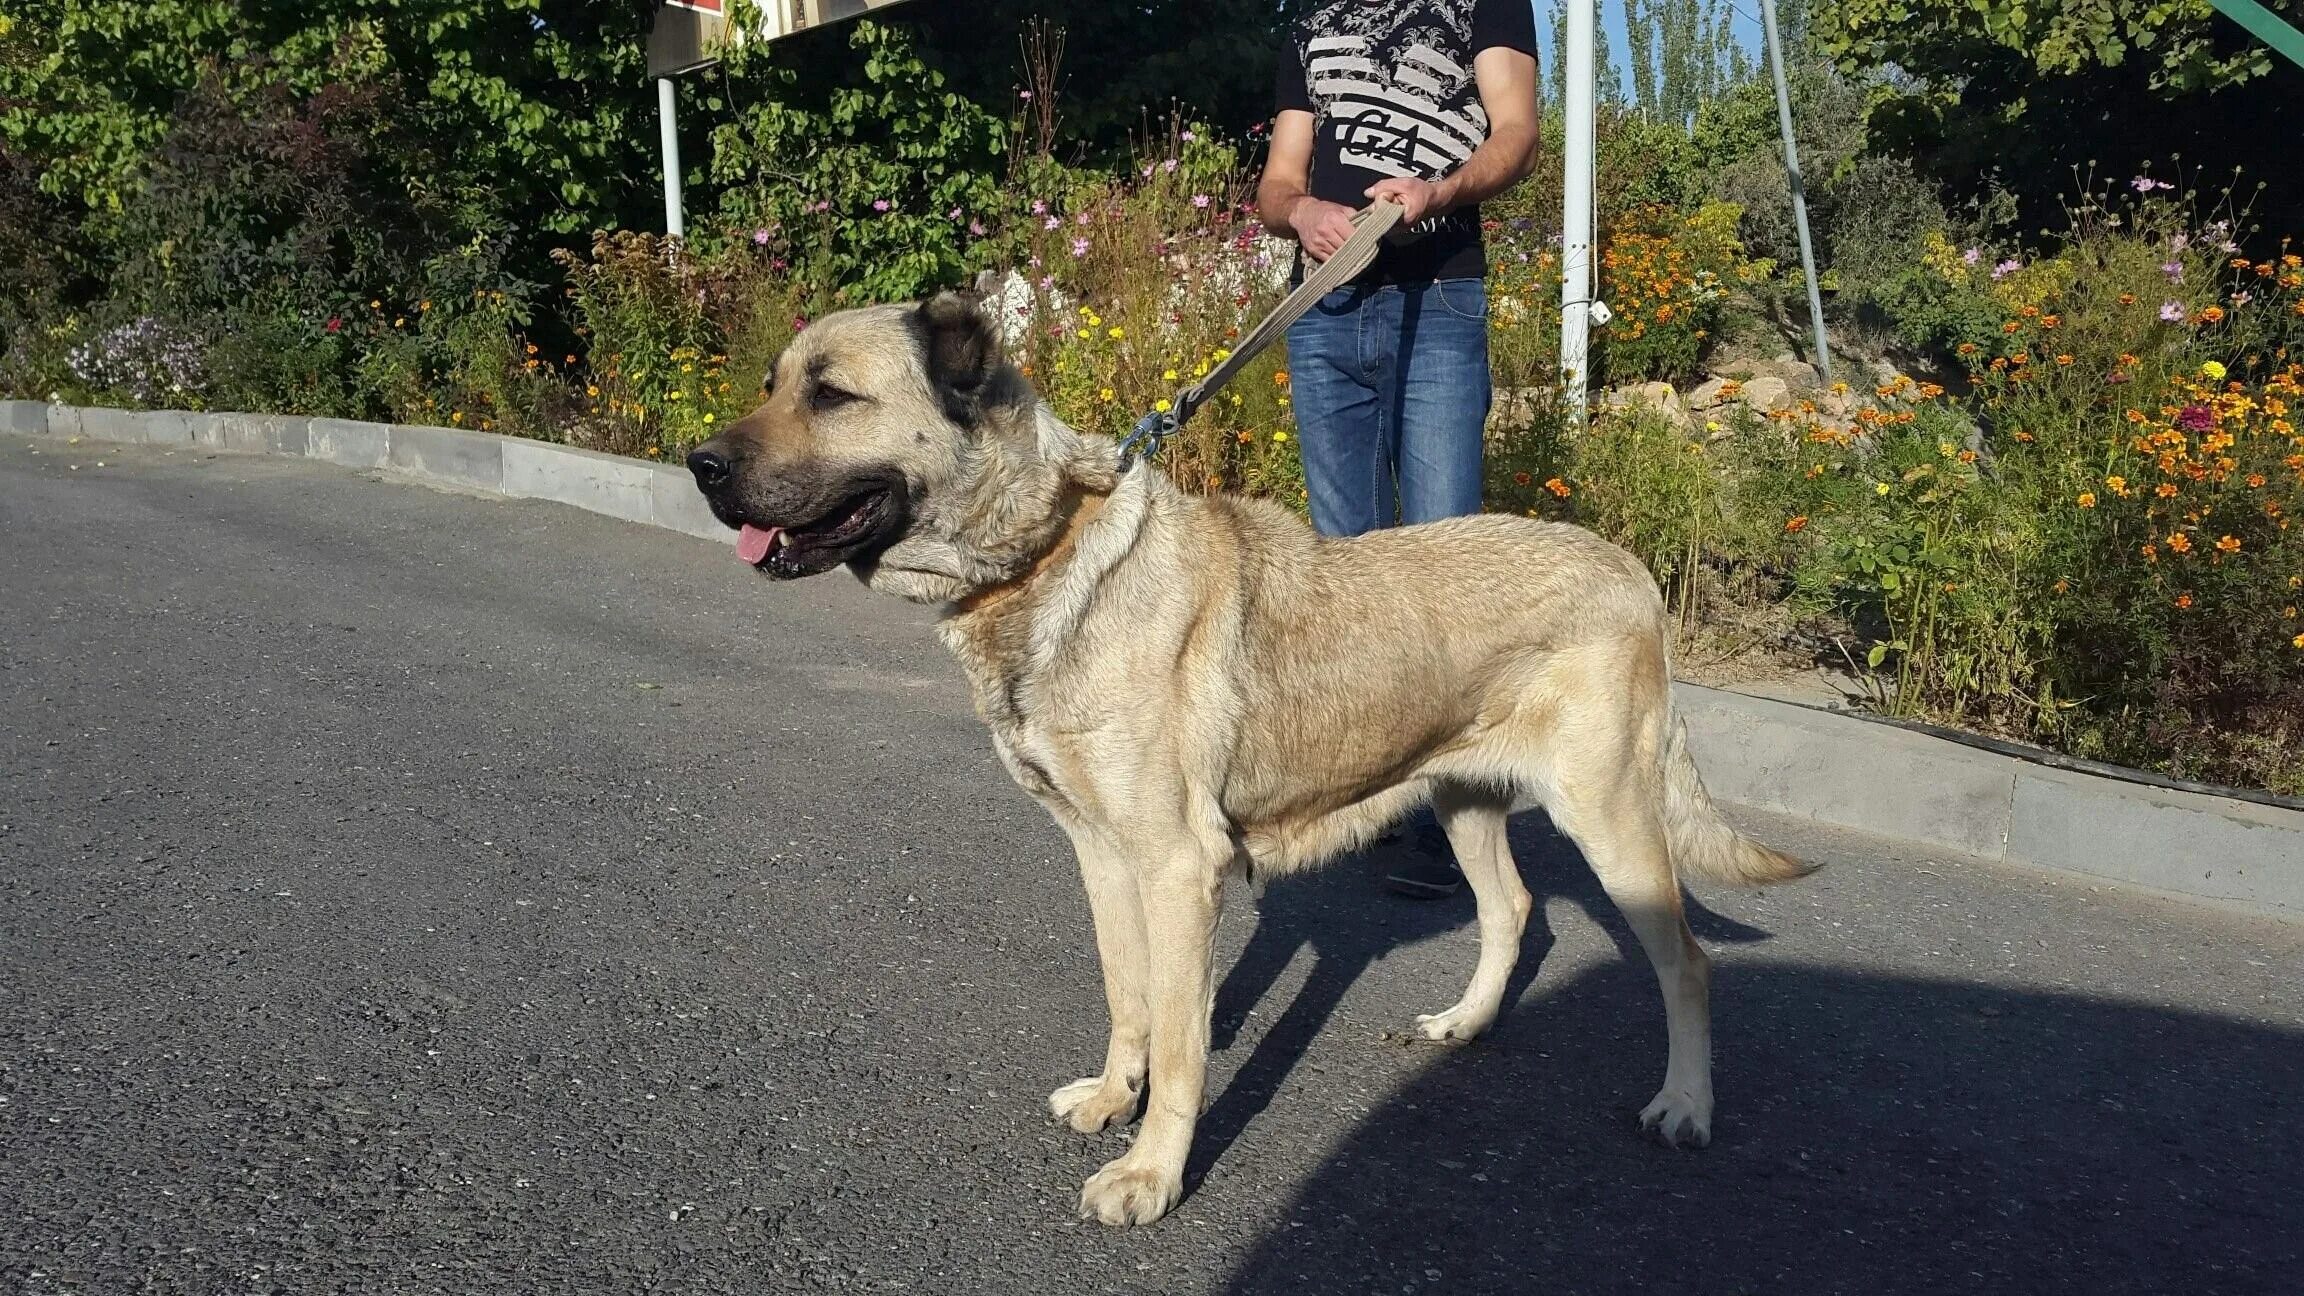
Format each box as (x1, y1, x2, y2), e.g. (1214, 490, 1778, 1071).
(1161, 368, 1178, 381)
(585, 385, 599, 397)
(1875, 482, 1892, 496)
(2294, 632, 2304, 649)
(2077, 492, 2097, 509)
(1087, 314, 1104, 328)
(2201, 360, 2228, 380)
(702, 414, 715, 425)
(1099, 387, 1116, 402)
(1107, 326, 1124, 340)
(1272, 430, 1289, 443)
(1078, 329, 1091, 339)
(1154, 399, 1171, 412)
(2106, 475, 2127, 494)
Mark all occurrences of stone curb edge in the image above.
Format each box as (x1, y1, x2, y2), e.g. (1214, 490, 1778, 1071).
(11, 399, 2298, 918)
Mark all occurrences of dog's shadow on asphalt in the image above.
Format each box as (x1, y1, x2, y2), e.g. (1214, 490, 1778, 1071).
(1201, 811, 1761, 1175)
(1197, 814, 2304, 1294)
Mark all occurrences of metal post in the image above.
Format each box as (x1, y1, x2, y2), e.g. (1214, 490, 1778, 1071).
(658, 76, 686, 241)
(1559, 0, 1596, 422)
(1758, 0, 1830, 382)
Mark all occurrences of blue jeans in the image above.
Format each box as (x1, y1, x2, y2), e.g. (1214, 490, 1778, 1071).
(1284, 278, 1491, 538)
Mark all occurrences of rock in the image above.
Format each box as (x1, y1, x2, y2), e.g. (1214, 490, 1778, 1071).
(1486, 386, 1547, 436)
(1740, 375, 1792, 412)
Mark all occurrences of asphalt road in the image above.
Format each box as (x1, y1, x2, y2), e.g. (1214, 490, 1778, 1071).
(4, 434, 2301, 1296)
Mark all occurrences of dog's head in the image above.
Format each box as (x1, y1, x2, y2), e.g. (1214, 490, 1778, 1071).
(687, 291, 1070, 601)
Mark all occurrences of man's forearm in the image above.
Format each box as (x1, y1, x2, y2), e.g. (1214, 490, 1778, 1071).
(1257, 179, 1312, 240)
(1434, 124, 1541, 213)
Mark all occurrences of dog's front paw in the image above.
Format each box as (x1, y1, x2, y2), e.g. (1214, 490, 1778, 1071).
(1047, 1074, 1143, 1134)
(1077, 1157, 1182, 1227)
(1638, 1085, 1713, 1148)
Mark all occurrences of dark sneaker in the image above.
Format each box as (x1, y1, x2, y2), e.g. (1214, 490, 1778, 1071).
(1383, 814, 1463, 897)
(1384, 856, 1464, 899)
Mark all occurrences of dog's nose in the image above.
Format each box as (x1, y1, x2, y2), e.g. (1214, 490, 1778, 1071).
(687, 448, 732, 490)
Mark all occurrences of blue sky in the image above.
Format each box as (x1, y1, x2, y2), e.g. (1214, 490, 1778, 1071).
(1533, 0, 1767, 83)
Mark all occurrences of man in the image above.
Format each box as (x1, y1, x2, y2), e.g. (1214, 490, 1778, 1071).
(1256, 0, 1541, 898)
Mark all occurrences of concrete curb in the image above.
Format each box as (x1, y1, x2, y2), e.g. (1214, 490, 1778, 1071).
(11, 398, 2300, 917)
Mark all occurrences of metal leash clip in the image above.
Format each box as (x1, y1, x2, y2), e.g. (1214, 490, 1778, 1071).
(1115, 407, 1179, 473)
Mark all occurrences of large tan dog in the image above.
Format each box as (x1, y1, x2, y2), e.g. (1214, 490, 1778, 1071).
(685, 292, 1812, 1227)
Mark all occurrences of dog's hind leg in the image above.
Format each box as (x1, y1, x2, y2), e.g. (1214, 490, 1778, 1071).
(1414, 781, 1531, 1044)
(1544, 734, 1715, 1148)
(1049, 829, 1151, 1134)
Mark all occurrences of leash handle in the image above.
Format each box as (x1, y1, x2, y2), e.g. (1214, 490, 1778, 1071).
(1117, 200, 1405, 472)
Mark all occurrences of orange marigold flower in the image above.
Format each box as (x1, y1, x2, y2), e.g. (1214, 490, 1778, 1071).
(1512, 471, 1533, 487)
(2055, 354, 2075, 366)
(2119, 293, 2137, 305)
(1956, 342, 1980, 356)
(2052, 579, 2069, 594)
(1784, 515, 1809, 534)
(2013, 429, 2036, 442)
(2200, 305, 2226, 324)
(2125, 409, 2146, 423)
(2077, 492, 2097, 508)
(2001, 320, 2023, 334)
(2168, 532, 2194, 554)
(2216, 535, 2241, 553)
(2118, 353, 2140, 367)
(2294, 632, 2304, 649)
(2175, 593, 2195, 609)
(1958, 449, 1978, 464)
(2142, 543, 2159, 561)
(1544, 477, 1572, 498)
(2041, 315, 2060, 328)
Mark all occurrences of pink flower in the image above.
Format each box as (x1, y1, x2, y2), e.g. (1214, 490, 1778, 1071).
(968, 219, 986, 236)
(770, 257, 787, 271)
(1181, 130, 1196, 142)
(1019, 89, 1033, 102)
(947, 207, 962, 220)
(752, 228, 772, 245)
(1192, 193, 1211, 209)
(872, 199, 891, 212)
(1030, 199, 1047, 215)
(2175, 405, 2215, 433)
(1141, 165, 1155, 179)
(1961, 246, 1981, 266)
(2233, 290, 2252, 306)
(1070, 237, 1090, 257)
(324, 316, 341, 333)
(1162, 158, 1179, 173)
(1991, 259, 2021, 280)
(2160, 300, 2186, 322)
(1044, 215, 1060, 231)
(1075, 212, 1090, 225)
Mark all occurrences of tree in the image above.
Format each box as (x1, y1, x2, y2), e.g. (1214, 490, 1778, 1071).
(1815, 0, 2300, 92)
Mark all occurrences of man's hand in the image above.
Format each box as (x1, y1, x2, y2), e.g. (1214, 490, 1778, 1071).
(1363, 177, 1447, 228)
(1290, 198, 1359, 263)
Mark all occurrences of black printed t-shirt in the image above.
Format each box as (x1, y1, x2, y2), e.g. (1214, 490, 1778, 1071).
(1275, 0, 1539, 286)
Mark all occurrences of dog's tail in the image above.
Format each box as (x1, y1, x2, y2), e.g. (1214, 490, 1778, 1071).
(1658, 703, 1816, 887)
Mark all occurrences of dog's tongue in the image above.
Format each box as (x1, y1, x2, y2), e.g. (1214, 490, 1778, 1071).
(737, 524, 782, 565)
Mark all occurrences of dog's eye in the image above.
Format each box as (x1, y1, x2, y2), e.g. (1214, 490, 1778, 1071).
(811, 382, 861, 412)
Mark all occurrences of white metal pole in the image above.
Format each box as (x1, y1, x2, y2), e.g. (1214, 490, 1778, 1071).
(658, 76, 686, 241)
(1559, 0, 1596, 423)
(1758, 0, 1829, 382)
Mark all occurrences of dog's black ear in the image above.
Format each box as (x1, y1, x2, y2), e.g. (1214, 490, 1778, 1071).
(916, 290, 997, 424)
